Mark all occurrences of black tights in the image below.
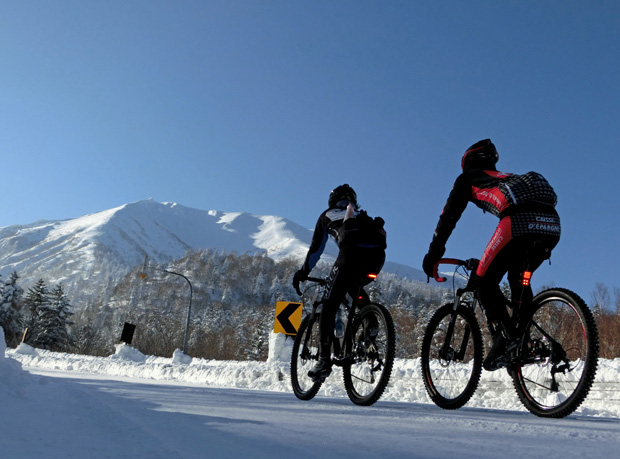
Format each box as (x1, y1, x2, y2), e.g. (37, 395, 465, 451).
(318, 248, 385, 357)
(477, 235, 559, 337)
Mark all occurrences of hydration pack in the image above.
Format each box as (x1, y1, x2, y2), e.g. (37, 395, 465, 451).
(338, 207, 387, 250)
(501, 171, 557, 207)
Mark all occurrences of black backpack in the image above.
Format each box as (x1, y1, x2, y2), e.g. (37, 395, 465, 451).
(338, 209, 387, 250)
(501, 171, 557, 207)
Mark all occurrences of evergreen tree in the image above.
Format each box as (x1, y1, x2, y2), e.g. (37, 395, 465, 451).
(22, 279, 53, 348)
(46, 283, 75, 350)
(23, 281, 74, 351)
(0, 271, 24, 346)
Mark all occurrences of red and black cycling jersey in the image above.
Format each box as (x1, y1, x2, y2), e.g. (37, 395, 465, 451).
(430, 168, 561, 254)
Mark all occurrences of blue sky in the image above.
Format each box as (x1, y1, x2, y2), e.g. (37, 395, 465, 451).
(1, 1, 619, 303)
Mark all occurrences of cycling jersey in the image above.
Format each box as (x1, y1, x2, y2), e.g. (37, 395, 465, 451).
(300, 207, 348, 276)
(430, 168, 561, 277)
(301, 206, 386, 276)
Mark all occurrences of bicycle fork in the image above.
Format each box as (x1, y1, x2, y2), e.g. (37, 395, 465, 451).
(441, 296, 472, 362)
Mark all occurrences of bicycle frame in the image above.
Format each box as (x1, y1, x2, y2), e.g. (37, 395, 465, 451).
(423, 256, 599, 417)
(299, 276, 368, 364)
(433, 258, 518, 339)
(433, 257, 576, 374)
(292, 273, 396, 405)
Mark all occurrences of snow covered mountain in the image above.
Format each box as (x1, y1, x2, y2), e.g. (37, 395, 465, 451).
(0, 199, 426, 295)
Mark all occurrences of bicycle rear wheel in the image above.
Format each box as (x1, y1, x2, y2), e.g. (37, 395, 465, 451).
(421, 303, 483, 409)
(290, 314, 323, 400)
(511, 288, 599, 418)
(342, 303, 395, 406)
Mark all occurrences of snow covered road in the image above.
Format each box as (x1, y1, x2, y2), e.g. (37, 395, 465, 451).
(3, 332, 620, 458)
(4, 364, 620, 459)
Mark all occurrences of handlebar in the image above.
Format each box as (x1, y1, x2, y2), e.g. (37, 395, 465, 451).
(295, 276, 327, 296)
(430, 258, 479, 283)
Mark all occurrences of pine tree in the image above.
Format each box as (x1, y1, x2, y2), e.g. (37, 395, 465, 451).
(0, 271, 24, 346)
(46, 283, 74, 350)
(23, 279, 53, 348)
(23, 281, 74, 351)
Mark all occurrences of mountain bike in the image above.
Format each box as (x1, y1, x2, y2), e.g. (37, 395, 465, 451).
(421, 257, 599, 418)
(290, 275, 395, 406)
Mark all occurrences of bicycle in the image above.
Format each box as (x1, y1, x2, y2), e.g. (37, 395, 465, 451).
(420, 257, 599, 418)
(290, 275, 396, 406)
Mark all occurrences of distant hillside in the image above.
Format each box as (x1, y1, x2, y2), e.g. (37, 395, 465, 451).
(0, 199, 428, 302)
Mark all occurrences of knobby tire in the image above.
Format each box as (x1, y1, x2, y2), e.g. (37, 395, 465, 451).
(421, 303, 484, 410)
(291, 314, 323, 401)
(511, 288, 599, 418)
(342, 303, 396, 406)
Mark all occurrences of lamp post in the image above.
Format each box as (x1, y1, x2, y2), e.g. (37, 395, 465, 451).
(140, 255, 193, 354)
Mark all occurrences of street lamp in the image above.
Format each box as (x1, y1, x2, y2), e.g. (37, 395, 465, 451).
(140, 255, 193, 354)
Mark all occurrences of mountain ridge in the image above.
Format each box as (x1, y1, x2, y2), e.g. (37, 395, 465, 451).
(0, 199, 428, 297)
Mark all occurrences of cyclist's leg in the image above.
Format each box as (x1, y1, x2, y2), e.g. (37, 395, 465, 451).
(476, 219, 524, 370)
(351, 247, 385, 301)
(476, 218, 514, 338)
(506, 235, 559, 332)
(315, 247, 385, 358)
(479, 234, 561, 370)
(309, 253, 351, 379)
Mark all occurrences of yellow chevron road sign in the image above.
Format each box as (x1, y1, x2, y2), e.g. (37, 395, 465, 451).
(274, 302, 302, 335)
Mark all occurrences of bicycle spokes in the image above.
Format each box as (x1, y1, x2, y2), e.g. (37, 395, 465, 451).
(511, 288, 598, 418)
(342, 303, 395, 406)
(291, 315, 324, 401)
(421, 304, 484, 410)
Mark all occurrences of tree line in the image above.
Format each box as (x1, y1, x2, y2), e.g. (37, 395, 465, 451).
(2, 249, 619, 359)
(0, 272, 74, 350)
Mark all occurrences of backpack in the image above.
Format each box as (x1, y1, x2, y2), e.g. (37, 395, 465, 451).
(338, 207, 387, 250)
(501, 171, 557, 207)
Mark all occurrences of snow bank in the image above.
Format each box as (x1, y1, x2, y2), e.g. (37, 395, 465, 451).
(110, 343, 147, 363)
(4, 330, 620, 418)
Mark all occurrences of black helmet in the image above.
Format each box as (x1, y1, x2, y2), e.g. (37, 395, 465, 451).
(328, 184, 358, 209)
(461, 139, 499, 171)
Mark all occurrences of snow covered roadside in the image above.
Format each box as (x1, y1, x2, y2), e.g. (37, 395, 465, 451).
(5, 332, 619, 418)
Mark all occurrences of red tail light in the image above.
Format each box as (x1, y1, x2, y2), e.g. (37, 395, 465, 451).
(522, 271, 532, 286)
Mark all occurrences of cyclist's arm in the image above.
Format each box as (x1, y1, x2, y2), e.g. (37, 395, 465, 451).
(430, 173, 470, 251)
(301, 213, 329, 276)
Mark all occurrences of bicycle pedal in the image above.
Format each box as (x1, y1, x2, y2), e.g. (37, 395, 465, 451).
(309, 373, 328, 383)
(483, 354, 511, 372)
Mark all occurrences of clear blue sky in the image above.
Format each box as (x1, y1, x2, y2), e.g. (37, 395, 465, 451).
(1, 1, 619, 302)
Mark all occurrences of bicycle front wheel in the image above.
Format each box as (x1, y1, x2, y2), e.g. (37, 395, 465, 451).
(342, 303, 396, 406)
(290, 314, 323, 400)
(421, 303, 483, 409)
(511, 288, 599, 418)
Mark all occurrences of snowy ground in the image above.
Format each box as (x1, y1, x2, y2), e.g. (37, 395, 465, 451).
(3, 331, 620, 457)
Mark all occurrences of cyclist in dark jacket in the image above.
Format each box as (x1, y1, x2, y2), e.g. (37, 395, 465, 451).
(422, 139, 561, 370)
(293, 184, 386, 381)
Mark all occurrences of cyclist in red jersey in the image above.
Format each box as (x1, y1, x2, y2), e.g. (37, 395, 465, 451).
(422, 139, 561, 370)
